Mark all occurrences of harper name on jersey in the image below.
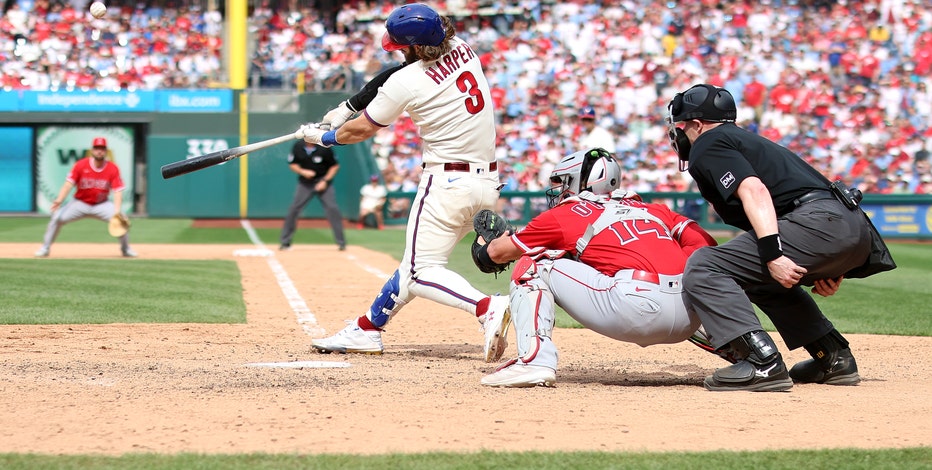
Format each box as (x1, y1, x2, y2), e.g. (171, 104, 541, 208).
(423, 42, 477, 85)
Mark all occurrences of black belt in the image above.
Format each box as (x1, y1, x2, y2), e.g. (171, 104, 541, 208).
(792, 189, 835, 208)
(422, 162, 498, 172)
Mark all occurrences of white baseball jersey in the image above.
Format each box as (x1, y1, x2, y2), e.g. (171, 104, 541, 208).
(580, 125, 617, 153)
(364, 37, 496, 165)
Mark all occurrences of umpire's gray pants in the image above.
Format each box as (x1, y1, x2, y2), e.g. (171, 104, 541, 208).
(683, 199, 872, 350)
(280, 180, 345, 247)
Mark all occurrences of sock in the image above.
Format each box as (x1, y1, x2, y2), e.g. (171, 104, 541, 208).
(476, 296, 491, 319)
(357, 315, 380, 331)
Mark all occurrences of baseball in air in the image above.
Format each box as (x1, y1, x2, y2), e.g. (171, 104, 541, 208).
(89, 1, 107, 18)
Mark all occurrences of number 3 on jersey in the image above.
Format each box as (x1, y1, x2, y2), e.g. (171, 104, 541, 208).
(456, 71, 485, 114)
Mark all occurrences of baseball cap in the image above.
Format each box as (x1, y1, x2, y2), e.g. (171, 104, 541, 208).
(369, 174, 380, 182)
(92, 137, 108, 148)
(579, 106, 596, 120)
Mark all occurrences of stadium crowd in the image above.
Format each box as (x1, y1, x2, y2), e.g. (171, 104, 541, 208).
(4, 0, 931, 197)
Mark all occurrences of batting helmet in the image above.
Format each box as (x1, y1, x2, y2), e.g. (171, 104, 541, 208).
(578, 106, 596, 120)
(667, 84, 736, 123)
(382, 3, 444, 52)
(545, 148, 621, 208)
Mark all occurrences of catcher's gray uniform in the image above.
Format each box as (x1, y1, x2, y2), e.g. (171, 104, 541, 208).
(503, 192, 715, 373)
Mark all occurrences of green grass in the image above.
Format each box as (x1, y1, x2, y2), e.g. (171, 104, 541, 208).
(0, 259, 245, 323)
(0, 448, 930, 470)
(2, 217, 929, 335)
(1, 217, 930, 467)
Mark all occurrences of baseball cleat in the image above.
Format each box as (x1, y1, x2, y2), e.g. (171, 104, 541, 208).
(122, 248, 138, 258)
(311, 322, 383, 355)
(481, 295, 512, 363)
(703, 355, 793, 392)
(481, 359, 555, 388)
(789, 348, 860, 385)
(34, 247, 49, 258)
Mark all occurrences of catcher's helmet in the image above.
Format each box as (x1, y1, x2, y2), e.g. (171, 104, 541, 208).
(667, 84, 736, 123)
(382, 3, 444, 52)
(578, 106, 596, 120)
(545, 148, 621, 208)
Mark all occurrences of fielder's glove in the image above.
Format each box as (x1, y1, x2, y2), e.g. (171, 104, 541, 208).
(322, 101, 356, 129)
(471, 209, 515, 275)
(108, 213, 130, 238)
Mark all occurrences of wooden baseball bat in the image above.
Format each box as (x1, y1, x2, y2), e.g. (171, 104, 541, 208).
(160, 132, 300, 179)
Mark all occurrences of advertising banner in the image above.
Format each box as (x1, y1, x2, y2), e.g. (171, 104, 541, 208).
(0, 90, 20, 112)
(23, 90, 156, 112)
(0, 127, 34, 211)
(862, 204, 932, 238)
(157, 90, 233, 112)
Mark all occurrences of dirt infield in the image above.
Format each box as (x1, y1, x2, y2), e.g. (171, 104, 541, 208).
(1, 242, 930, 455)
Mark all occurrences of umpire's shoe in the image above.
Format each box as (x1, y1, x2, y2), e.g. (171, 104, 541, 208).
(790, 348, 859, 385)
(790, 329, 860, 385)
(703, 330, 793, 392)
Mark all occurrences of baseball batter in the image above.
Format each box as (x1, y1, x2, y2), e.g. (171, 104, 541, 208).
(300, 3, 510, 361)
(36, 137, 136, 258)
(477, 148, 718, 387)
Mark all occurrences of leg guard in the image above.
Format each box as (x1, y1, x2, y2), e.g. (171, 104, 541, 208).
(366, 270, 408, 328)
(704, 330, 792, 392)
(509, 257, 557, 368)
(730, 330, 780, 366)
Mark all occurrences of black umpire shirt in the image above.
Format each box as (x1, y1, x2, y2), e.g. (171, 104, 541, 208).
(289, 141, 337, 184)
(687, 123, 831, 231)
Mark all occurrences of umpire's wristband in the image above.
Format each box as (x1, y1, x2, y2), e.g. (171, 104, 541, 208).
(321, 130, 344, 147)
(757, 234, 784, 263)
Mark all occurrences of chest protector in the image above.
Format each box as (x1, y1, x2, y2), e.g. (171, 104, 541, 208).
(572, 191, 672, 259)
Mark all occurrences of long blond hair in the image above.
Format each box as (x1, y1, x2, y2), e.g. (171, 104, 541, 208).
(412, 16, 456, 62)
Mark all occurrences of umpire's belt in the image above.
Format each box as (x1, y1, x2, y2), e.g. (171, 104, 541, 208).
(616, 269, 683, 293)
(783, 189, 835, 215)
(422, 161, 498, 173)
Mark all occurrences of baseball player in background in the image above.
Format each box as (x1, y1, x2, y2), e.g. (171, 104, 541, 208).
(358, 174, 387, 229)
(35, 137, 136, 258)
(299, 3, 511, 362)
(668, 84, 876, 391)
(476, 148, 718, 387)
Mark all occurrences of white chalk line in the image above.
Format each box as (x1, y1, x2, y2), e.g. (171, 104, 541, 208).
(245, 361, 351, 369)
(236, 220, 351, 369)
(233, 222, 394, 369)
(238, 220, 325, 338)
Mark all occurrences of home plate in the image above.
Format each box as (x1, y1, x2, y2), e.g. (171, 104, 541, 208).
(244, 361, 351, 369)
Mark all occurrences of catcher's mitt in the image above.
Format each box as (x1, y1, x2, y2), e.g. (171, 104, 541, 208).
(471, 209, 515, 274)
(108, 213, 130, 237)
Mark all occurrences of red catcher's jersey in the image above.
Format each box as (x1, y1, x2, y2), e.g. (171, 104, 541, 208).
(67, 157, 125, 205)
(511, 197, 707, 276)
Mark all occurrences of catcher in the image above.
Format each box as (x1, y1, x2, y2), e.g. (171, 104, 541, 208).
(35, 137, 137, 258)
(472, 148, 720, 387)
